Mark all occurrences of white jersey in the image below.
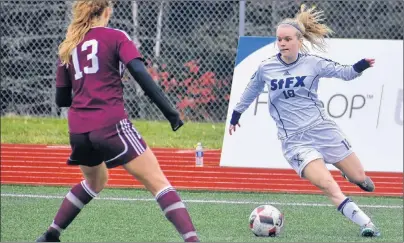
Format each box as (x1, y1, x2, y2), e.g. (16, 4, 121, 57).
(234, 53, 362, 139)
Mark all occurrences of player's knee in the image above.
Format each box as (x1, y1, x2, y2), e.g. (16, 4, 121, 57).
(149, 172, 169, 185)
(145, 173, 170, 196)
(316, 178, 339, 195)
(89, 180, 107, 193)
(99, 172, 109, 190)
(351, 171, 367, 184)
(87, 172, 108, 193)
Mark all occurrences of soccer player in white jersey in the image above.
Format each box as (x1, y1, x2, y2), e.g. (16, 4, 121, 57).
(229, 5, 380, 237)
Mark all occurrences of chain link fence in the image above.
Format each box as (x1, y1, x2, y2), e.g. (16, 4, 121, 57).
(1, 0, 403, 122)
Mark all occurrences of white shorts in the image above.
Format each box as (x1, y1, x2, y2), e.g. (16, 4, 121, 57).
(281, 119, 353, 178)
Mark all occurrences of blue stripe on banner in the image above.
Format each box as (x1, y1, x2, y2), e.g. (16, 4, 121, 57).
(234, 36, 276, 67)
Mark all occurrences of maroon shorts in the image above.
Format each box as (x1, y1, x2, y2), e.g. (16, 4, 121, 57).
(67, 119, 147, 168)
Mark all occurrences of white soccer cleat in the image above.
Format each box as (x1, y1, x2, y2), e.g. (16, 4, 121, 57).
(360, 222, 381, 237)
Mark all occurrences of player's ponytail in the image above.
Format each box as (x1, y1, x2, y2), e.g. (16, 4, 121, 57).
(58, 1, 111, 65)
(295, 4, 333, 53)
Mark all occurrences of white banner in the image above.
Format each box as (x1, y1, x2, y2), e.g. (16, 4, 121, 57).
(220, 37, 403, 172)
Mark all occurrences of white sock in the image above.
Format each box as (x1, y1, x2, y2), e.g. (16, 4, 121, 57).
(338, 197, 371, 226)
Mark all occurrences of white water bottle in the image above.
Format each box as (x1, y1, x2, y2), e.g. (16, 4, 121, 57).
(195, 142, 204, 167)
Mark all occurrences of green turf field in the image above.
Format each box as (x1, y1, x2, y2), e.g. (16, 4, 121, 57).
(1, 116, 403, 242)
(0, 116, 225, 148)
(1, 185, 403, 242)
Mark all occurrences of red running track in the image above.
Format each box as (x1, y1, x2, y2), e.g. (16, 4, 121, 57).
(1, 144, 403, 197)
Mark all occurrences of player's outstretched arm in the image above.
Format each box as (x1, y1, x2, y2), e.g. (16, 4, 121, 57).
(126, 58, 183, 131)
(229, 66, 265, 135)
(316, 57, 375, 81)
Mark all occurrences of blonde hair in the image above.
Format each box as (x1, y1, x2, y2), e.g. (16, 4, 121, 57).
(278, 4, 333, 53)
(59, 0, 112, 65)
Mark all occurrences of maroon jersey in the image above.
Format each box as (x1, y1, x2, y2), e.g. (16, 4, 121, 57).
(56, 27, 142, 134)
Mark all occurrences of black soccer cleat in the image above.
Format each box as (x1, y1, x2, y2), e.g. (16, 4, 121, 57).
(356, 177, 375, 192)
(36, 231, 60, 242)
(341, 172, 375, 192)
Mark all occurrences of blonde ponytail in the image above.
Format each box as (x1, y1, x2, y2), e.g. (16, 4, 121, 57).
(58, 1, 111, 65)
(278, 4, 333, 53)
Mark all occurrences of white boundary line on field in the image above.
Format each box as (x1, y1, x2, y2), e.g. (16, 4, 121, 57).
(1, 193, 402, 209)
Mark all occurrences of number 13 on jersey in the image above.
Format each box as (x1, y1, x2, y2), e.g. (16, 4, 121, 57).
(72, 39, 99, 80)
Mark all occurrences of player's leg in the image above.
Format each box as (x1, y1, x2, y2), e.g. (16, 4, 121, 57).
(311, 121, 379, 236)
(79, 163, 108, 193)
(302, 159, 379, 237)
(320, 120, 375, 192)
(95, 119, 199, 242)
(123, 148, 199, 242)
(333, 152, 375, 192)
(285, 147, 347, 207)
(36, 133, 106, 242)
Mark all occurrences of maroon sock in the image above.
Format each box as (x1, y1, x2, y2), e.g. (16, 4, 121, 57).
(49, 180, 97, 235)
(156, 186, 199, 242)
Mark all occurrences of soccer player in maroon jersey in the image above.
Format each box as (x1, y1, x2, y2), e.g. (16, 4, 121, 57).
(36, 1, 199, 242)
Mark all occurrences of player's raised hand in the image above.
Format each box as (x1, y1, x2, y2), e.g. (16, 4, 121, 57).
(353, 58, 375, 73)
(229, 123, 240, 135)
(365, 58, 375, 67)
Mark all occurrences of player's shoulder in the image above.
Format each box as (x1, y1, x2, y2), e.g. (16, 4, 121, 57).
(259, 54, 278, 68)
(300, 53, 337, 64)
(92, 27, 132, 40)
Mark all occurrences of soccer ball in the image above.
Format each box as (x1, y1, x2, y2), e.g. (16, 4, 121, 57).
(249, 205, 284, 237)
